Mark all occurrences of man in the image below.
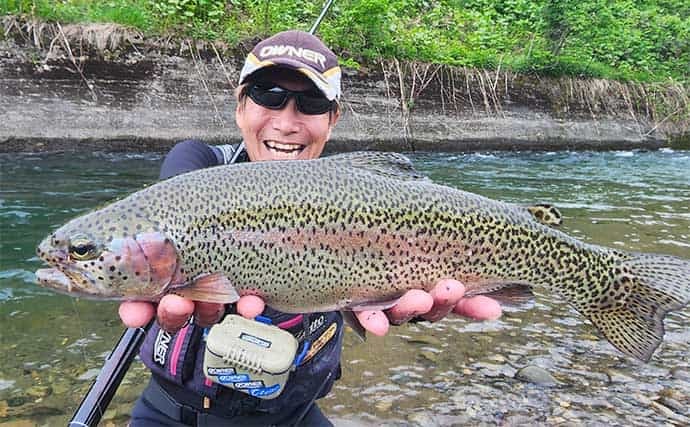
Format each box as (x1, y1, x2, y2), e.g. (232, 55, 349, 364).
(121, 30, 501, 426)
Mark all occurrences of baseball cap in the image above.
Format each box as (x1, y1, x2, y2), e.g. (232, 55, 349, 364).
(238, 30, 342, 101)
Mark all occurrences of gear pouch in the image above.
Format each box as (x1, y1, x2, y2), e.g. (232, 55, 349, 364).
(203, 315, 298, 399)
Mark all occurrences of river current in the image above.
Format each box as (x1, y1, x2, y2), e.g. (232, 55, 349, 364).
(0, 149, 688, 425)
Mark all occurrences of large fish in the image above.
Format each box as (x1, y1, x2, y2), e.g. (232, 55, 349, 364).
(36, 152, 689, 362)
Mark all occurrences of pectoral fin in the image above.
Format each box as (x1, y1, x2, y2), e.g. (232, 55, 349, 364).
(341, 311, 366, 341)
(172, 273, 240, 304)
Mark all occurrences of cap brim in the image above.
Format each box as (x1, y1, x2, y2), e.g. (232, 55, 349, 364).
(239, 53, 340, 101)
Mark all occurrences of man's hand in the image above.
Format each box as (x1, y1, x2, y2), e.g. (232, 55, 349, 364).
(119, 294, 267, 332)
(354, 278, 502, 336)
(118, 278, 501, 334)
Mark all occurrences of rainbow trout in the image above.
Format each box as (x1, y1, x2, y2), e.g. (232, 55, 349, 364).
(36, 152, 689, 361)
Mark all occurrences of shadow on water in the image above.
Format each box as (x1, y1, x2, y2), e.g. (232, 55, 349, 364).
(0, 149, 688, 425)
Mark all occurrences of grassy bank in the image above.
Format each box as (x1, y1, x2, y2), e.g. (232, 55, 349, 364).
(2, 0, 689, 84)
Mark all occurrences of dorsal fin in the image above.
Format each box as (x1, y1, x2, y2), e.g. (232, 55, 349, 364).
(526, 203, 563, 226)
(324, 151, 429, 182)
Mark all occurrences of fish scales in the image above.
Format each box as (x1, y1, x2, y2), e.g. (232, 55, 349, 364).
(35, 152, 690, 361)
(135, 159, 596, 308)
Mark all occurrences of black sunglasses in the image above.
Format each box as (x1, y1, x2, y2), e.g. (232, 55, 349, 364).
(247, 83, 335, 115)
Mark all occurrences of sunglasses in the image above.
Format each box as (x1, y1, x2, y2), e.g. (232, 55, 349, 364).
(247, 83, 335, 115)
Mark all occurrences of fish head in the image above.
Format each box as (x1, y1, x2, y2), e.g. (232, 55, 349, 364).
(35, 212, 181, 301)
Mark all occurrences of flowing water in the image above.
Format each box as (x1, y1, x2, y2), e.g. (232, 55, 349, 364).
(0, 149, 688, 426)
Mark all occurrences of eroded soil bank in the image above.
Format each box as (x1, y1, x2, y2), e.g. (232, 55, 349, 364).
(1, 21, 688, 153)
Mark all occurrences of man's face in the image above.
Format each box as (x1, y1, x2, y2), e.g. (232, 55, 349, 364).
(235, 68, 339, 162)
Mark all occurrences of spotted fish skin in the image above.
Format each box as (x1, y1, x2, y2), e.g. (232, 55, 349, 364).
(36, 152, 689, 361)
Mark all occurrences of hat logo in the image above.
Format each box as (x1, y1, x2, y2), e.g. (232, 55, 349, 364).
(259, 45, 326, 69)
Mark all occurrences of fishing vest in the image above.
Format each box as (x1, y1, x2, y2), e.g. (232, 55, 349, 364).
(139, 308, 343, 414)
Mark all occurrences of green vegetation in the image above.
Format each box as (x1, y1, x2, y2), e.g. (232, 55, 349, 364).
(2, 0, 689, 83)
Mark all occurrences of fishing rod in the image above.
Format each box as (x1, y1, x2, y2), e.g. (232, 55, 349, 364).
(310, 0, 335, 34)
(68, 323, 150, 427)
(68, 1, 337, 425)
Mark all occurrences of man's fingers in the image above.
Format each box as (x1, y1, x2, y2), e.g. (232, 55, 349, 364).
(157, 294, 195, 333)
(119, 301, 155, 328)
(237, 295, 265, 319)
(194, 302, 225, 327)
(421, 279, 466, 322)
(355, 310, 389, 336)
(385, 289, 434, 325)
(454, 296, 502, 320)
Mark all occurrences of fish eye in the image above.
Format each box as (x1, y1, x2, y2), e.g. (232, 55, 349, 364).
(68, 237, 99, 261)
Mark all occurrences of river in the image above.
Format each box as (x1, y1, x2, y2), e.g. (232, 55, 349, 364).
(0, 149, 688, 425)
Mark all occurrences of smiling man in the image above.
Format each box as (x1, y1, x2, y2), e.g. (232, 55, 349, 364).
(120, 30, 501, 426)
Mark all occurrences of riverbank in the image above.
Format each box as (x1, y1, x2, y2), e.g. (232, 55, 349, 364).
(1, 20, 688, 153)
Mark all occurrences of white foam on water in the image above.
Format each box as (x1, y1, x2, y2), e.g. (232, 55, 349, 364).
(614, 151, 635, 157)
(657, 239, 690, 248)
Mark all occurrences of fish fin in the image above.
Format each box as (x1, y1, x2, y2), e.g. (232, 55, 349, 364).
(586, 253, 690, 362)
(324, 151, 429, 182)
(172, 273, 240, 304)
(345, 298, 401, 311)
(480, 283, 534, 307)
(525, 204, 563, 227)
(341, 311, 367, 341)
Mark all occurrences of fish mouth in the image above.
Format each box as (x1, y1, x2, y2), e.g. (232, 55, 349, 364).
(263, 140, 305, 156)
(35, 267, 97, 297)
(36, 268, 73, 290)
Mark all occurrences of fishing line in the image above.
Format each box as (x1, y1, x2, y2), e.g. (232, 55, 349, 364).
(69, 298, 90, 363)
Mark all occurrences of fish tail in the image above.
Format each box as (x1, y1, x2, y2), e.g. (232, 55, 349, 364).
(587, 253, 689, 362)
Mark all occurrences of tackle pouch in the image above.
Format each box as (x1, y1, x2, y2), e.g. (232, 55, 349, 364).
(203, 314, 299, 399)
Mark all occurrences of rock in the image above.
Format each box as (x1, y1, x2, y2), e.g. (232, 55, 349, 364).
(605, 368, 635, 383)
(50, 382, 70, 395)
(487, 354, 506, 363)
(102, 408, 118, 421)
(0, 380, 15, 392)
(474, 362, 515, 378)
(407, 335, 443, 347)
(406, 412, 437, 426)
(670, 367, 690, 381)
(650, 401, 690, 424)
(374, 400, 392, 412)
(26, 385, 52, 399)
(77, 368, 101, 381)
(0, 420, 36, 427)
(515, 366, 559, 386)
(6, 396, 27, 407)
(419, 350, 440, 363)
(658, 396, 687, 415)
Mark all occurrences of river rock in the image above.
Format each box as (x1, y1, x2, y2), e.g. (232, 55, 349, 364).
(670, 367, 690, 381)
(0, 420, 36, 427)
(25, 385, 51, 399)
(605, 368, 635, 383)
(374, 400, 393, 412)
(0, 379, 15, 392)
(6, 396, 27, 407)
(419, 350, 440, 363)
(77, 368, 101, 381)
(515, 366, 559, 386)
(659, 396, 686, 415)
(407, 335, 443, 347)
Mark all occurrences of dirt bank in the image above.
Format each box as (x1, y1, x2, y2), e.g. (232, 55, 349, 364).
(1, 20, 687, 153)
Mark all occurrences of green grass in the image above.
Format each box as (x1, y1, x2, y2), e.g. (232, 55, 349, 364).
(2, 0, 689, 84)
(3, 0, 152, 29)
